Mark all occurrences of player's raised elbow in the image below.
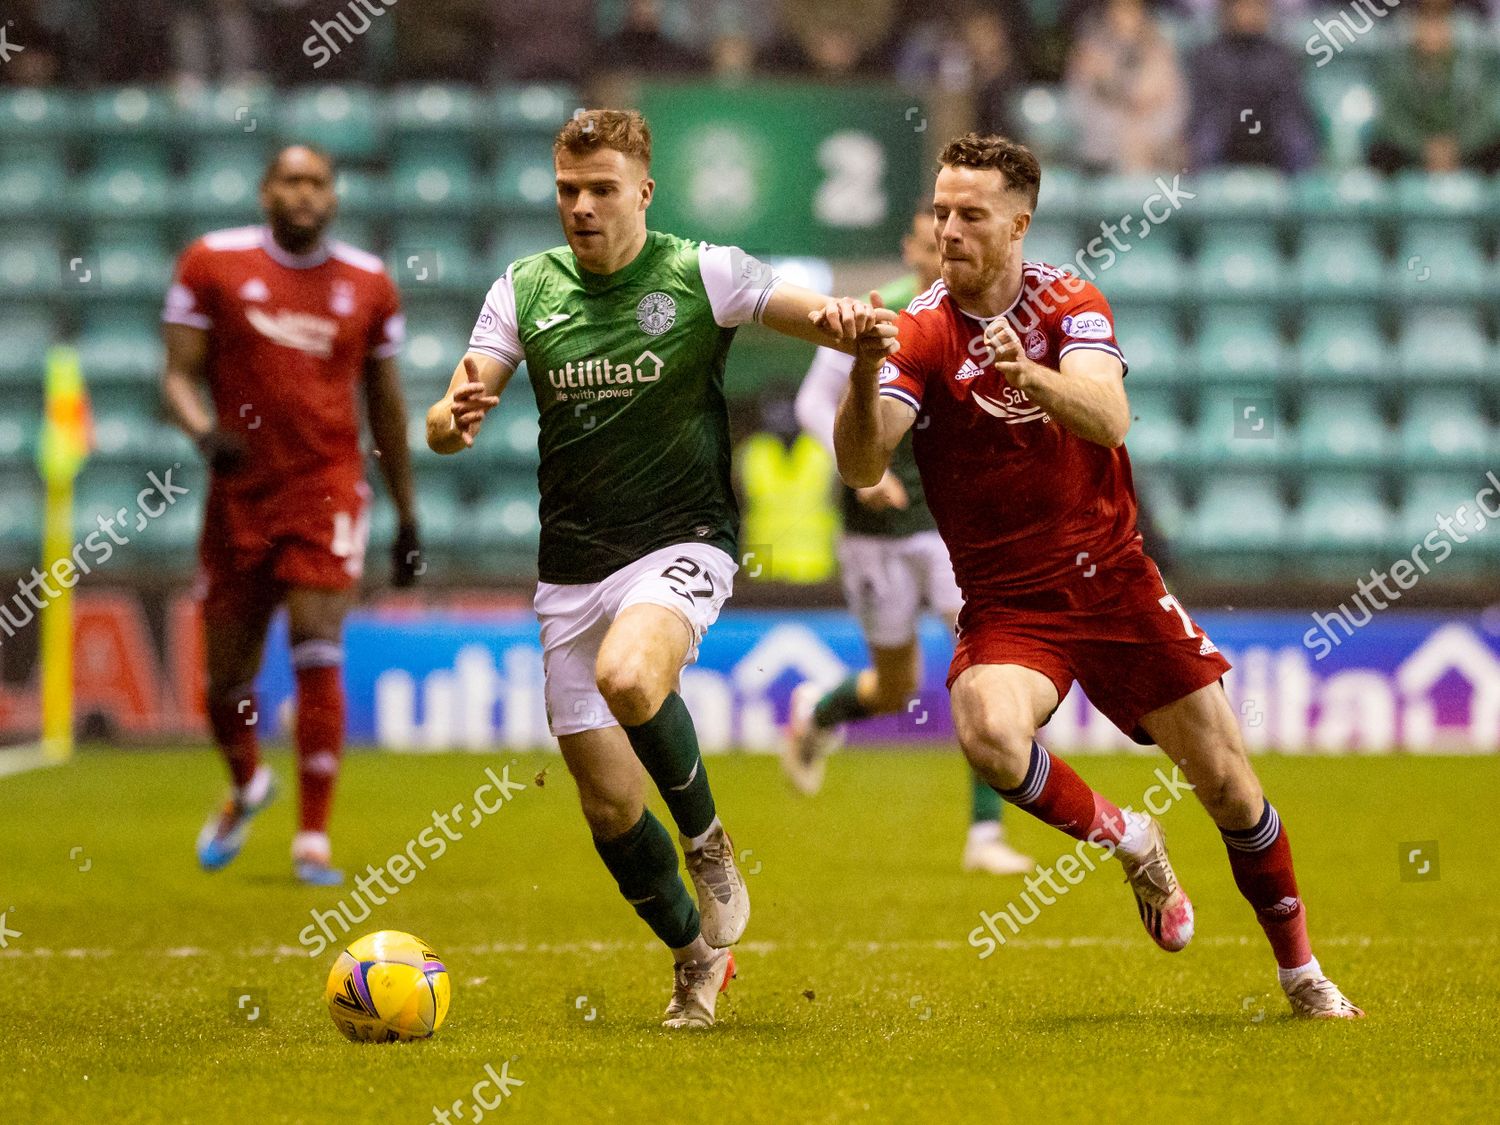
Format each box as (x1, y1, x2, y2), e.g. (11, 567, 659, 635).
(837, 457, 885, 490)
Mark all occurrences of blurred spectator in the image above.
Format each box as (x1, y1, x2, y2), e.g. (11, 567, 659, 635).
(251, 0, 372, 84)
(94, 0, 177, 83)
(493, 0, 593, 82)
(393, 0, 495, 84)
(602, 0, 708, 73)
(1187, 0, 1320, 172)
(173, 1, 260, 87)
(1066, 0, 1185, 172)
(762, 0, 895, 77)
(1366, 0, 1500, 175)
(890, 5, 1023, 135)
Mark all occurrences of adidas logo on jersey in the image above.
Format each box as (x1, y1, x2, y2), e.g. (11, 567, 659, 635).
(954, 358, 983, 381)
(1199, 635, 1220, 656)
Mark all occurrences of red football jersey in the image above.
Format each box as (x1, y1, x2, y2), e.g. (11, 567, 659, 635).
(163, 225, 404, 501)
(879, 262, 1137, 608)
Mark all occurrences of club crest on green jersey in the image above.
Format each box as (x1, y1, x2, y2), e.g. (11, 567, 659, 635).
(636, 291, 677, 336)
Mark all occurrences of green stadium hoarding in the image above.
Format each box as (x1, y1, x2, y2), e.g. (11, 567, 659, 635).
(636, 82, 926, 258)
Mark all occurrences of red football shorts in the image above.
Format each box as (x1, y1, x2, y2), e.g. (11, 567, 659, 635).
(197, 478, 371, 622)
(949, 548, 1232, 743)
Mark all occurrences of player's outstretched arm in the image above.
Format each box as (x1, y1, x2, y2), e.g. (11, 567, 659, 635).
(426, 353, 513, 454)
(831, 293, 915, 488)
(983, 318, 1130, 447)
(761, 284, 900, 354)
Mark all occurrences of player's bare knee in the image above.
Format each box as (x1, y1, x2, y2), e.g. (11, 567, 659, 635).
(1188, 748, 1262, 824)
(577, 787, 641, 840)
(594, 657, 664, 727)
(955, 699, 1034, 789)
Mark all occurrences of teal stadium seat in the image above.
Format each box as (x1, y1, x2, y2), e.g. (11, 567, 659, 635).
(1123, 385, 1187, 469)
(1394, 171, 1487, 225)
(1098, 235, 1182, 304)
(75, 312, 162, 385)
(280, 86, 383, 158)
(1397, 307, 1490, 379)
(87, 87, 176, 138)
(1396, 226, 1488, 301)
(1395, 472, 1495, 563)
(1398, 391, 1491, 468)
(370, 475, 459, 554)
(1297, 388, 1389, 468)
(1034, 165, 1082, 224)
(87, 237, 175, 302)
(1296, 223, 1384, 303)
(1194, 309, 1287, 383)
(1022, 221, 1077, 270)
(465, 392, 541, 476)
(1014, 85, 1074, 161)
(1190, 168, 1289, 225)
(0, 475, 42, 567)
(467, 485, 543, 564)
(184, 148, 267, 224)
(1305, 74, 1376, 167)
(1295, 309, 1387, 384)
(492, 141, 558, 213)
(400, 307, 472, 389)
(0, 232, 63, 297)
(388, 85, 482, 142)
(177, 82, 276, 140)
(387, 222, 476, 294)
(1193, 227, 1283, 302)
(81, 153, 174, 221)
(390, 148, 480, 215)
(0, 307, 57, 384)
(1193, 385, 1289, 465)
(483, 221, 562, 279)
(1291, 168, 1390, 223)
(0, 87, 77, 141)
(0, 146, 68, 219)
(1115, 310, 1184, 383)
(492, 85, 578, 137)
(1292, 474, 1391, 552)
(332, 167, 384, 220)
(1180, 474, 1287, 553)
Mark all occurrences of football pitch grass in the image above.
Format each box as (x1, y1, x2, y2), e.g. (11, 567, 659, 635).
(2, 748, 1497, 1124)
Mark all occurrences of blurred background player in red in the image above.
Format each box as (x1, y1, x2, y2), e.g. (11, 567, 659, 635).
(161, 145, 422, 886)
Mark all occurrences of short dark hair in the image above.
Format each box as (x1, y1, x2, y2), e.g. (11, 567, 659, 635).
(555, 109, 652, 168)
(937, 132, 1041, 209)
(262, 144, 336, 186)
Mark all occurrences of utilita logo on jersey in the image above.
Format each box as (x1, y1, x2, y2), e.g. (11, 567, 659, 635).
(547, 350, 665, 403)
(246, 308, 339, 358)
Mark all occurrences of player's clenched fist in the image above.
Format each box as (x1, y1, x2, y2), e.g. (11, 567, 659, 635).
(808, 292, 900, 358)
(982, 317, 1036, 389)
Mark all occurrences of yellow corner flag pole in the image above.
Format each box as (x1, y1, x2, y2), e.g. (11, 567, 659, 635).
(36, 346, 92, 763)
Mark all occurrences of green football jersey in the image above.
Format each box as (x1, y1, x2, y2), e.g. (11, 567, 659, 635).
(468, 230, 779, 584)
(815, 275, 936, 539)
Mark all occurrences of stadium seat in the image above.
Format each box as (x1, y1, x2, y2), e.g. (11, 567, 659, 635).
(0, 306, 58, 384)
(1396, 226, 1488, 301)
(390, 151, 480, 214)
(1097, 236, 1182, 303)
(387, 222, 476, 293)
(75, 314, 163, 385)
(85, 237, 175, 302)
(491, 85, 578, 136)
(1014, 85, 1074, 160)
(1394, 171, 1488, 224)
(279, 86, 384, 158)
(1291, 474, 1391, 552)
(388, 85, 482, 141)
(1398, 391, 1491, 468)
(1395, 471, 1495, 558)
(1397, 307, 1490, 379)
(1194, 309, 1287, 383)
(1123, 385, 1187, 468)
(467, 485, 543, 558)
(1115, 310, 1185, 384)
(1193, 227, 1283, 302)
(80, 153, 174, 220)
(0, 474, 42, 567)
(1034, 164, 1082, 223)
(483, 221, 561, 278)
(1193, 385, 1289, 465)
(1190, 168, 1289, 224)
(1295, 309, 1388, 384)
(492, 141, 558, 213)
(1180, 474, 1287, 551)
(1296, 388, 1390, 468)
(0, 232, 63, 297)
(371, 474, 460, 552)
(1290, 168, 1390, 222)
(177, 82, 276, 140)
(0, 87, 78, 140)
(0, 146, 69, 218)
(86, 87, 176, 138)
(1022, 221, 1077, 269)
(184, 149, 266, 223)
(332, 167, 385, 219)
(331, 219, 381, 255)
(400, 307, 472, 387)
(1305, 75, 1377, 166)
(1295, 223, 1384, 303)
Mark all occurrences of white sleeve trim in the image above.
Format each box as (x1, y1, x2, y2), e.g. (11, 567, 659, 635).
(794, 346, 854, 456)
(698, 243, 783, 328)
(162, 310, 212, 330)
(1059, 340, 1127, 373)
(163, 281, 211, 329)
(879, 386, 921, 413)
(469, 265, 524, 369)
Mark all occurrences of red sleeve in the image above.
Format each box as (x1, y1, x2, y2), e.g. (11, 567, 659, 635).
(1053, 280, 1127, 375)
(368, 271, 405, 360)
(877, 308, 939, 414)
(162, 241, 215, 330)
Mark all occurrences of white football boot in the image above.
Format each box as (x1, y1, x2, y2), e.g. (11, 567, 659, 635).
(682, 823, 750, 948)
(1284, 971, 1366, 1019)
(1118, 817, 1195, 952)
(962, 822, 1035, 875)
(662, 949, 736, 1029)
(781, 681, 844, 796)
